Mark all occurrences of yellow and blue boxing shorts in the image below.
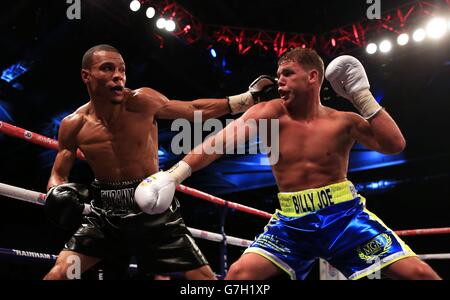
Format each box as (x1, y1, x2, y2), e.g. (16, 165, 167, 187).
(244, 180, 416, 280)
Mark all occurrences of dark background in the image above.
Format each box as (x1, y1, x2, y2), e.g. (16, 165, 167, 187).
(0, 0, 449, 279)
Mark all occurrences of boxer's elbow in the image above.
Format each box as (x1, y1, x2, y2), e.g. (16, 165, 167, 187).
(380, 136, 406, 154)
(392, 135, 406, 154)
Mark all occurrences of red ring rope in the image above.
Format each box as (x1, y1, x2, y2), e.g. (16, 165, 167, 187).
(0, 121, 272, 219)
(2, 121, 450, 236)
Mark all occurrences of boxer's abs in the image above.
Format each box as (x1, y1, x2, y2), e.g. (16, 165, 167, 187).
(89, 154, 159, 182)
(78, 133, 159, 182)
(272, 112, 353, 192)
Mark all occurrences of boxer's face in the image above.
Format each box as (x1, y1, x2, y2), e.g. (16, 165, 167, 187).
(277, 60, 310, 103)
(82, 50, 126, 104)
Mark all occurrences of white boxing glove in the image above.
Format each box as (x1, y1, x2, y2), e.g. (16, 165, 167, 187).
(134, 161, 192, 214)
(325, 55, 382, 119)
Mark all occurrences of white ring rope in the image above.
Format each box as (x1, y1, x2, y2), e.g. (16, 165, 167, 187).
(418, 253, 450, 260)
(0, 182, 252, 247)
(2, 247, 448, 269)
(2, 121, 449, 237)
(0, 182, 46, 205)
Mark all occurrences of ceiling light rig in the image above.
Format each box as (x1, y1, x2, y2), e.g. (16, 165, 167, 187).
(130, 1, 449, 57)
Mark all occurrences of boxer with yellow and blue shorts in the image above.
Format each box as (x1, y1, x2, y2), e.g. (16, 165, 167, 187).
(244, 180, 416, 280)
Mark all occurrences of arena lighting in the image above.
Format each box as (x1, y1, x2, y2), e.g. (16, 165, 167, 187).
(11, 82, 23, 90)
(366, 43, 377, 54)
(165, 19, 176, 32)
(413, 28, 426, 42)
(1, 61, 30, 83)
(397, 33, 409, 46)
(146, 7, 156, 19)
(374, 90, 384, 103)
(426, 17, 447, 39)
(209, 48, 217, 58)
(221, 57, 232, 75)
(379, 40, 392, 53)
(364, 16, 449, 57)
(331, 38, 336, 47)
(129, 0, 140, 12)
(355, 180, 399, 192)
(183, 24, 191, 33)
(156, 17, 166, 29)
(0, 101, 14, 123)
(157, 149, 165, 157)
(204, 1, 450, 57)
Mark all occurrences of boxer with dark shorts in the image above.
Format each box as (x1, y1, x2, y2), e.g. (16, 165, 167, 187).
(64, 180, 207, 275)
(43, 44, 278, 279)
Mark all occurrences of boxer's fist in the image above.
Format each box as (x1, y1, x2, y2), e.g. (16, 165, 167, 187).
(134, 172, 176, 215)
(228, 75, 279, 114)
(325, 55, 381, 119)
(45, 183, 91, 230)
(134, 161, 191, 215)
(325, 55, 370, 100)
(248, 75, 279, 103)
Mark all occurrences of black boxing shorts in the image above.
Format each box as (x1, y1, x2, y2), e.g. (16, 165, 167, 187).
(63, 179, 209, 275)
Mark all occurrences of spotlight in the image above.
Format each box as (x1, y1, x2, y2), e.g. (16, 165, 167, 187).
(129, 0, 141, 12)
(426, 17, 447, 39)
(379, 40, 392, 53)
(165, 20, 176, 32)
(156, 18, 167, 29)
(397, 33, 409, 46)
(366, 43, 377, 54)
(183, 25, 191, 33)
(209, 48, 217, 58)
(331, 38, 336, 47)
(412, 28, 426, 42)
(146, 7, 156, 19)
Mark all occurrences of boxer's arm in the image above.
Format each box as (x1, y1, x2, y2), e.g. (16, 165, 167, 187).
(47, 116, 79, 190)
(349, 110, 406, 154)
(129, 87, 230, 120)
(156, 98, 230, 121)
(134, 102, 278, 214)
(325, 55, 405, 154)
(183, 102, 272, 172)
(182, 119, 239, 172)
(161, 75, 279, 119)
(134, 106, 262, 214)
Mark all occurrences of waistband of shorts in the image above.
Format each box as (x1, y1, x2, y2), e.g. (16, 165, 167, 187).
(277, 180, 358, 217)
(90, 178, 146, 214)
(91, 178, 144, 189)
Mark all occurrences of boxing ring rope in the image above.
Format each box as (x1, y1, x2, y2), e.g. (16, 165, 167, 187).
(2, 247, 449, 265)
(0, 182, 252, 248)
(1, 245, 449, 277)
(0, 121, 85, 160)
(0, 181, 252, 278)
(0, 120, 264, 276)
(395, 228, 450, 236)
(1, 180, 449, 244)
(1, 120, 450, 278)
(2, 120, 449, 236)
(0, 121, 272, 219)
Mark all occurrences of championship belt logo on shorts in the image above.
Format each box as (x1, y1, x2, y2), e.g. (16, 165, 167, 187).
(357, 233, 392, 261)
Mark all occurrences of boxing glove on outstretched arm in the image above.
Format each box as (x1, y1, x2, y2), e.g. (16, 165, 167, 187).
(44, 183, 91, 230)
(227, 75, 280, 114)
(134, 161, 192, 215)
(325, 55, 382, 119)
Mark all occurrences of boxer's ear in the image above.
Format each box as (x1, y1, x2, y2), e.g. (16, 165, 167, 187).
(81, 69, 90, 84)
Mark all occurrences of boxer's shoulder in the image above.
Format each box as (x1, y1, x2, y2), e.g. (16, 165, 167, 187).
(125, 87, 168, 113)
